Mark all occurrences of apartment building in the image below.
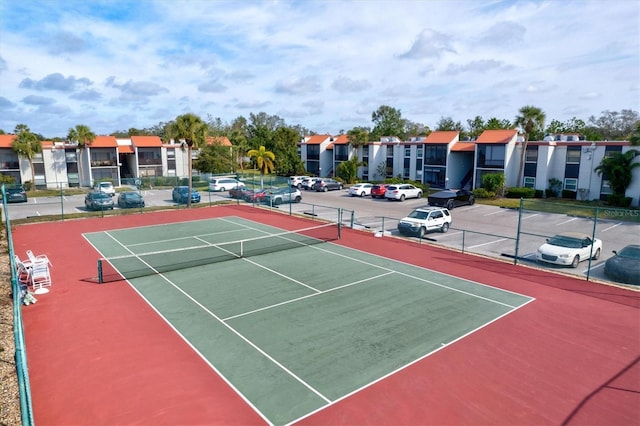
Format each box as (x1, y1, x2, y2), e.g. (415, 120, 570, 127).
(303, 130, 639, 207)
(0, 134, 231, 189)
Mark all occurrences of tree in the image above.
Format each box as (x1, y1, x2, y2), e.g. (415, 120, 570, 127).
(66, 124, 96, 187)
(12, 124, 42, 188)
(595, 150, 640, 199)
(347, 127, 369, 148)
(336, 156, 364, 184)
(514, 105, 546, 187)
(435, 116, 463, 132)
(193, 143, 233, 174)
(247, 145, 275, 188)
(271, 127, 304, 175)
(166, 113, 208, 207)
(588, 109, 639, 141)
(371, 105, 406, 140)
(629, 122, 640, 146)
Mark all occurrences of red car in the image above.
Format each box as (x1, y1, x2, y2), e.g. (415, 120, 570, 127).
(244, 188, 275, 203)
(370, 184, 388, 199)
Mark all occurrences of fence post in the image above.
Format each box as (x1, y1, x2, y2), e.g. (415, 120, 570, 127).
(59, 183, 64, 221)
(586, 206, 599, 282)
(462, 230, 466, 254)
(514, 198, 524, 265)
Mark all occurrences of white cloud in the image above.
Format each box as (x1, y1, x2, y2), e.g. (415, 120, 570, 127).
(0, 0, 637, 137)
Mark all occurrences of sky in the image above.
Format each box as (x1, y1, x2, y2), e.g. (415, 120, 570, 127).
(0, 0, 638, 139)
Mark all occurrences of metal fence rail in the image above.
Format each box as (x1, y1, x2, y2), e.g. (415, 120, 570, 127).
(2, 184, 35, 426)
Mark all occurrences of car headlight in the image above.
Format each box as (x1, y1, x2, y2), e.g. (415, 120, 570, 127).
(558, 253, 570, 258)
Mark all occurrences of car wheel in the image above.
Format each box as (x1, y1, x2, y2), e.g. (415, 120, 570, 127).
(294, 196, 301, 203)
(571, 255, 580, 268)
(446, 200, 454, 210)
(592, 248, 601, 260)
(417, 191, 423, 198)
(469, 195, 475, 205)
(441, 222, 449, 233)
(360, 192, 365, 197)
(339, 185, 343, 190)
(274, 198, 282, 205)
(400, 194, 405, 201)
(323, 187, 328, 192)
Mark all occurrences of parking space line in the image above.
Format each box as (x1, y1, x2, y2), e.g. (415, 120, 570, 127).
(521, 213, 539, 220)
(484, 210, 507, 216)
(467, 238, 508, 249)
(437, 231, 463, 238)
(600, 223, 622, 232)
(583, 262, 605, 273)
(556, 217, 578, 226)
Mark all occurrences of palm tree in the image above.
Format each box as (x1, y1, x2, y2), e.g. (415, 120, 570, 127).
(514, 105, 546, 187)
(12, 125, 42, 189)
(67, 124, 96, 187)
(247, 145, 275, 188)
(166, 113, 207, 207)
(595, 149, 639, 202)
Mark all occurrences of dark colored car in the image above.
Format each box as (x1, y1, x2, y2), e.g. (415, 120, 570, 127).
(428, 189, 475, 209)
(85, 191, 115, 210)
(229, 186, 252, 199)
(314, 178, 343, 192)
(370, 184, 388, 199)
(604, 245, 640, 285)
(117, 191, 145, 208)
(4, 185, 28, 203)
(172, 186, 201, 204)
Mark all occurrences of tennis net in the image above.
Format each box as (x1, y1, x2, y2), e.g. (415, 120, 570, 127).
(97, 222, 340, 283)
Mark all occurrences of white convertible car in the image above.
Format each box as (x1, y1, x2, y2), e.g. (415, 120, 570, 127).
(536, 232, 603, 268)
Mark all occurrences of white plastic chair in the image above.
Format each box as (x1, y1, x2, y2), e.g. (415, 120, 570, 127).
(26, 250, 52, 267)
(30, 259, 52, 294)
(15, 260, 31, 290)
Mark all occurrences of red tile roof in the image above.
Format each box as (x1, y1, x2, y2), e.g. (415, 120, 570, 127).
(131, 136, 162, 147)
(0, 134, 16, 148)
(476, 129, 518, 144)
(332, 135, 349, 144)
(118, 145, 135, 154)
(450, 142, 476, 152)
(305, 135, 331, 145)
(425, 131, 459, 144)
(206, 136, 232, 147)
(90, 136, 118, 148)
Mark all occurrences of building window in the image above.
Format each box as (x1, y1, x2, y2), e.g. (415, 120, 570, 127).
(403, 158, 410, 178)
(425, 145, 447, 166)
(523, 176, 535, 188)
(525, 146, 538, 162)
(416, 146, 423, 158)
(564, 178, 578, 191)
(307, 145, 319, 160)
(477, 145, 505, 168)
(386, 145, 394, 157)
(566, 147, 581, 163)
(404, 145, 411, 157)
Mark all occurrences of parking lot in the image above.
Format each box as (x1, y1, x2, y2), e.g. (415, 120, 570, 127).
(4, 186, 639, 285)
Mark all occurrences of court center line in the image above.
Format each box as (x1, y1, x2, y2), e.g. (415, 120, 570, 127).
(101, 229, 332, 405)
(223, 270, 395, 321)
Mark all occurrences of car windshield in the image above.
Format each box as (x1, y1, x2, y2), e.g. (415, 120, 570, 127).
(93, 192, 110, 199)
(617, 246, 640, 259)
(547, 235, 583, 248)
(407, 210, 429, 220)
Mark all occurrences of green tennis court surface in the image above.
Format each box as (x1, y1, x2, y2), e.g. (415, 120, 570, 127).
(84, 216, 534, 425)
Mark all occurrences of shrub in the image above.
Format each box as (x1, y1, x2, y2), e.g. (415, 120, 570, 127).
(482, 173, 505, 194)
(505, 187, 536, 199)
(472, 188, 496, 199)
(534, 189, 544, 198)
(607, 194, 633, 207)
(562, 190, 577, 199)
(547, 178, 562, 197)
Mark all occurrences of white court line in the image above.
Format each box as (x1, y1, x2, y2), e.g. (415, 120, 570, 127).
(556, 217, 579, 226)
(600, 222, 622, 232)
(467, 238, 508, 249)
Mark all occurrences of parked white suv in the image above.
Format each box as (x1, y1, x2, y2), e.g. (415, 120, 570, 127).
(397, 207, 452, 237)
(288, 176, 309, 189)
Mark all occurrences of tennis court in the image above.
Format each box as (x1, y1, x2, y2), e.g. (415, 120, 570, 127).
(83, 216, 533, 425)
